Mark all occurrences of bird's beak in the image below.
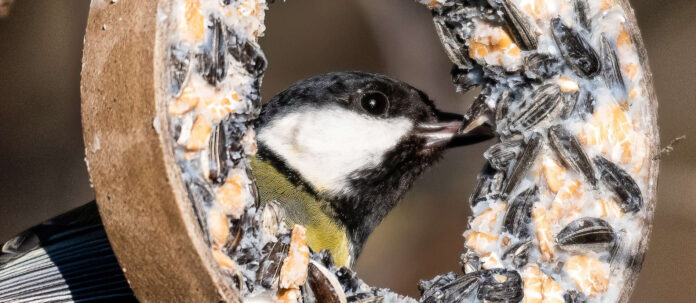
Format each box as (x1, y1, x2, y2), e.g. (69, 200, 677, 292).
(414, 111, 495, 151)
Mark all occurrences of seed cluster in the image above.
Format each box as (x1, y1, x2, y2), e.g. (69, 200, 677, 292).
(420, 0, 656, 302)
(165, 1, 410, 302)
(163, 0, 655, 302)
(164, 0, 270, 293)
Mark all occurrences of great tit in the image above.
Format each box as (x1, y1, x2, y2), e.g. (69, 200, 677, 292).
(0, 72, 493, 301)
(251, 71, 493, 267)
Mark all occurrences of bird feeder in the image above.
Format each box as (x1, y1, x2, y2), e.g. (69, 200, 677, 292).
(81, 0, 658, 302)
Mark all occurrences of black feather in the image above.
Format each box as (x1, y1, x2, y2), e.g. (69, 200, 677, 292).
(0, 202, 137, 302)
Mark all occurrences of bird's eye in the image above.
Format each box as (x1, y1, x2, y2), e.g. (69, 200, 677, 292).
(360, 92, 389, 116)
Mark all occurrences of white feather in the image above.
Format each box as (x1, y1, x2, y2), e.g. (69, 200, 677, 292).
(257, 105, 413, 196)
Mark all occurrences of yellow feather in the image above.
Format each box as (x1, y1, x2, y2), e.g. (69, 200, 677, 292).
(251, 156, 352, 267)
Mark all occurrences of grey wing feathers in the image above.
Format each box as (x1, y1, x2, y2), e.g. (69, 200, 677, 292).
(0, 201, 137, 302)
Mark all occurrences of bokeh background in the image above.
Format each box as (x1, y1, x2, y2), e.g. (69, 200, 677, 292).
(0, 0, 694, 301)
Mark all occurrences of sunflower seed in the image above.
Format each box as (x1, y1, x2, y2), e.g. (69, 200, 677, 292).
(460, 252, 482, 274)
(256, 233, 290, 289)
(561, 91, 580, 120)
(434, 16, 474, 70)
(198, 16, 227, 86)
(440, 274, 480, 302)
(208, 117, 246, 184)
(551, 18, 601, 78)
(503, 186, 538, 239)
(470, 164, 506, 207)
(600, 34, 626, 94)
(246, 165, 260, 208)
(506, 84, 564, 134)
(244, 42, 267, 77)
(262, 201, 285, 238)
(168, 44, 191, 96)
(227, 30, 267, 77)
(564, 290, 587, 303)
(185, 178, 214, 245)
(249, 77, 263, 109)
(573, 0, 591, 30)
(495, 92, 512, 127)
(224, 210, 247, 253)
(503, 132, 543, 196)
(308, 261, 347, 303)
(420, 272, 480, 303)
(499, 0, 538, 50)
(419, 273, 453, 303)
(208, 122, 228, 184)
(556, 217, 615, 253)
(573, 90, 596, 117)
(548, 125, 598, 186)
(594, 156, 643, 213)
(502, 241, 533, 268)
(524, 53, 562, 80)
(484, 140, 523, 171)
(451, 65, 484, 92)
(477, 268, 524, 302)
(462, 93, 494, 134)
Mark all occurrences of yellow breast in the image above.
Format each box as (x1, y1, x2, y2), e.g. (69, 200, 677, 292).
(251, 156, 353, 267)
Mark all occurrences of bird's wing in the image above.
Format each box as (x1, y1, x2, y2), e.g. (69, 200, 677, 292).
(0, 201, 137, 302)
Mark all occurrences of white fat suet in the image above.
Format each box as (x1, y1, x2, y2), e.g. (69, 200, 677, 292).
(257, 104, 413, 197)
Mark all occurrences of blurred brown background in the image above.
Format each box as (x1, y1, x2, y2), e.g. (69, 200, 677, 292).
(0, 0, 694, 301)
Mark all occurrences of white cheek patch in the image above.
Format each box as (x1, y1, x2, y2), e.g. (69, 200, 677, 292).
(257, 105, 414, 196)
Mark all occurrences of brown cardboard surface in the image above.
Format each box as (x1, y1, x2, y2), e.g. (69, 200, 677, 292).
(81, 0, 240, 301)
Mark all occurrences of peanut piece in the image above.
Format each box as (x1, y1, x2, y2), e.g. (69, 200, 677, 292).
(217, 174, 245, 219)
(543, 156, 566, 193)
(465, 231, 499, 254)
(523, 265, 543, 303)
(208, 208, 230, 246)
(565, 255, 610, 297)
(279, 225, 310, 289)
(532, 205, 554, 261)
(186, 114, 212, 151)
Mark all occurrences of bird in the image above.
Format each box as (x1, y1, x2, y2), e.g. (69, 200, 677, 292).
(0, 71, 493, 301)
(252, 71, 492, 267)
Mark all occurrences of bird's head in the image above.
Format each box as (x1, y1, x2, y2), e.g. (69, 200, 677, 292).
(255, 72, 492, 253)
